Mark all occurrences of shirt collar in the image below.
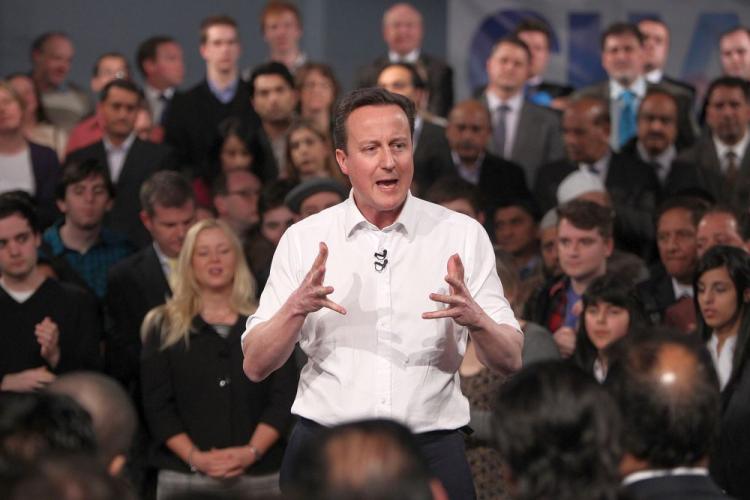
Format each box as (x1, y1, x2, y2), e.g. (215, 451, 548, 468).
(714, 129, 750, 160)
(645, 68, 663, 84)
(609, 76, 647, 99)
(486, 88, 524, 111)
(623, 467, 709, 486)
(344, 190, 415, 241)
(145, 84, 175, 100)
(207, 77, 239, 103)
(637, 141, 676, 169)
(389, 48, 420, 63)
(103, 132, 136, 153)
(671, 277, 693, 299)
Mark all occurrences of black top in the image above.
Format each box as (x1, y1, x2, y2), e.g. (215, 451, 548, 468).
(140, 314, 298, 474)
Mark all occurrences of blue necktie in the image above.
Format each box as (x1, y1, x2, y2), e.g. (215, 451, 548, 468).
(618, 90, 637, 148)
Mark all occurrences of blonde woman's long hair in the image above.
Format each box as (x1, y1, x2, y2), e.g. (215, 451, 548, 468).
(141, 218, 257, 350)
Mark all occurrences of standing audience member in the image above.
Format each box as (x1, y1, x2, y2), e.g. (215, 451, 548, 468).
(296, 62, 339, 133)
(606, 331, 730, 500)
(0, 194, 101, 392)
(720, 27, 750, 81)
(136, 36, 185, 126)
(259, 1, 307, 73)
(285, 118, 346, 185)
(696, 205, 748, 258)
(637, 18, 696, 98)
(141, 219, 297, 499)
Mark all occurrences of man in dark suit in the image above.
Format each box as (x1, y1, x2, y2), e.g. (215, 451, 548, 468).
(606, 332, 729, 500)
(66, 79, 175, 248)
(574, 22, 696, 151)
(534, 97, 659, 258)
(481, 36, 565, 189)
(678, 76, 750, 211)
(164, 15, 260, 180)
(355, 2, 453, 118)
(638, 18, 696, 100)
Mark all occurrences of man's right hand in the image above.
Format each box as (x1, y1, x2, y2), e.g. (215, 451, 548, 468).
(289, 242, 346, 316)
(1, 366, 55, 392)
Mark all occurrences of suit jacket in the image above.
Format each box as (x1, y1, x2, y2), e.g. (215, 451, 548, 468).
(677, 133, 750, 210)
(105, 245, 171, 390)
(662, 74, 697, 102)
(29, 141, 62, 229)
(480, 94, 565, 189)
(412, 119, 453, 194)
(623, 474, 731, 500)
(637, 265, 678, 325)
(355, 53, 454, 117)
(534, 152, 660, 258)
(574, 80, 697, 151)
(66, 138, 176, 248)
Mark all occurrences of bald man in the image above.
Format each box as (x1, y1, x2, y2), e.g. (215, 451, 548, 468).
(354, 2, 454, 117)
(534, 97, 660, 258)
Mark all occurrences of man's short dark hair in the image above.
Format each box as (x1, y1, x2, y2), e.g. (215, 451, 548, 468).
(139, 170, 194, 216)
(601, 22, 644, 49)
(0, 192, 40, 234)
(56, 158, 115, 201)
(379, 62, 426, 90)
(639, 86, 680, 116)
(720, 26, 750, 43)
(259, 178, 296, 216)
(557, 199, 614, 239)
(605, 330, 720, 468)
(493, 361, 621, 500)
(135, 35, 175, 77)
(705, 76, 750, 104)
(249, 61, 295, 97)
(424, 177, 482, 214)
(30, 32, 70, 57)
(495, 196, 542, 223)
(490, 35, 532, 63)
(99, 78, 142, 103)
(91, 52, 130, 78)
(513, 18, 553, 46)
(333, 87, 415, 152)
(656, 195, 710, 228)
(199, 15, 238, 44)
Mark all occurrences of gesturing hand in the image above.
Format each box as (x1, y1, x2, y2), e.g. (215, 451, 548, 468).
(35, 317, 60, 368)
(290, 242, 346, 316)
(422, 254, 486, 330)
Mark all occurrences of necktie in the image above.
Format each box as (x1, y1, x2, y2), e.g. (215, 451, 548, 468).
(159, 93, 170, 125)
(493, 104, 510, 158)
(618, 90, 637, 148)
(726, 151, 739, 184)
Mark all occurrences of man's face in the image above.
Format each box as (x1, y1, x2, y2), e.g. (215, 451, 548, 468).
(638, 20, 669, 72)
(57, 174, 112, 231)
(382, 4, 423, 56)
(494, 206, 538, 256)
(216, 170, 261, 231)
(151, 42, 185, 88)
(720, 29, 750, 79)
(252, 74, 297, 124)
(562, 104, 610, 163)
(0, 214, 39, 281)
(557, 218, 612, 282)
(200, 24, 240, 74)
(637, 93, 678, 156)
(517, 30, 550, 78)
(446, 105, 491, 164)
(486, 42, 530, 96)
(91, 56, 129, 93)
(335, 104, 413, 226)
(263, 10, 302, 54)
(696, 212, 746, 258)
(601, 33, 644, 86)
(261, 205, 295, 246)
(141, 201, 196, 258)
(540, 225, 560, 276)
(299, 191, 344, 219)
(99, 87, 139, 142)
(706, 85, 750, 145)
(657, 208, 698, 283)
(33, 36, 74, 88)
(377, 66, 420, 105)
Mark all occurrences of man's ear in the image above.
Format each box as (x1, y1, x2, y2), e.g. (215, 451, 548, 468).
(335, 148, 349, 176)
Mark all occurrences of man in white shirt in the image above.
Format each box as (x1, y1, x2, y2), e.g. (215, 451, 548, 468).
(242, 88, 522, 499)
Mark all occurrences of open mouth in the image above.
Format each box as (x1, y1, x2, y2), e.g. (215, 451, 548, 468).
(376, 179, 398, 189)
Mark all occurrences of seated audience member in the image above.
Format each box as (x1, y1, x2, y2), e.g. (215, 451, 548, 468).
(48, 372, 136, 477)
(605, 331, 729, 500)
(637, 18, 696, 99)
(6, 73, 68, 160)
(0, 80, 60, 228)
(286, 118, 347, 185)
(30, 32, 92, 130)
(136, 36, 185, 126)
(693, 246, 750, 498)
(296, 62, 339, 133)
(720, 27, 750, 81)
(140, 219, 296, 499)
(424, 176, 485, 223)
(250, 61, 299, 178)
(493, 361, 621, 500)
(444, 99, 529, 217)
(638, 197, 708, 332)
(65, 52, 131, 155)
(66, 79, 175, 248)
(42, 159, 133, 298)
(259, 1, 307, 73)
(284, 177, 348, 220)
(376, 62, 453, 194)
(678, 76, 750, 211)
(530, 200, 614, 358)
(212, 168, 262, 237)
(493, 197, 541, 283)
(534, 96, 659, 258)
(0, 194, 101, 391)
(696, 205, 748, 258)
(289, 419, 448, 500)
(539, 208, 562, 280)
(570, 273, 648, 382)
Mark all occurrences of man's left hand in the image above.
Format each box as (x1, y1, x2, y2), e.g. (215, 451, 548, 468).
(422, 254, 486, 330)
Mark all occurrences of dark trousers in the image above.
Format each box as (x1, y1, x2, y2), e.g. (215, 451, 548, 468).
(279, 418, 476, 500)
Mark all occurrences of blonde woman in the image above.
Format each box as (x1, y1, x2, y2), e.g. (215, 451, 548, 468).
(140, 219, 297, 499)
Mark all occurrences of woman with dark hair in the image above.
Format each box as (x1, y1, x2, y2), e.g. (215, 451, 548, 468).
(694, 245, 750, 499)
(285, 118, 347, 186)
(295, 62, 339, 134)
(570, 273, 648, 382)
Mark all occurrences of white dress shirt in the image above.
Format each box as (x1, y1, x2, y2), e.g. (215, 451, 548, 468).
(707, 333, 737, 391)
(103, 133, 136, 183)
(0, 147, 34, 194)
(485, 90, 524, 159)
(671, 278, 693, 300)
(389, 49, 420, 64)
(245, 192, 520, 433)
(623, 467, 709, 486)
(714, 130, 749, 174)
